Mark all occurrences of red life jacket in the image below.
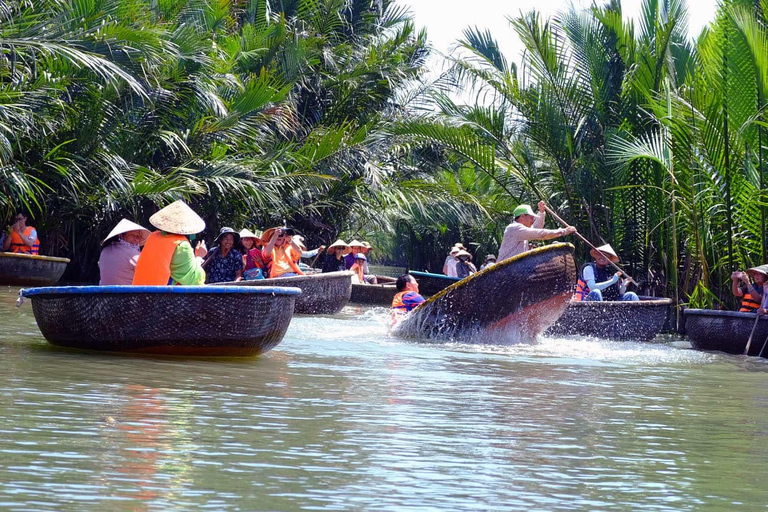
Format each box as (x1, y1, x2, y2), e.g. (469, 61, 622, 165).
(10, 226, 39, 255)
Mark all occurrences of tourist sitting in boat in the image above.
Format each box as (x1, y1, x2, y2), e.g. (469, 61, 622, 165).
(132, 200, 208, 285)
(573, 244, 638, 302)
(391, 273, 426, 324)
(455, 250, 477, 278)
(203, 227, 244, 283)
(350, 253, 377, 284)
(480, 254, 496, 270)
(3, 212, 39, 255)
(263, 227, 305, 278)
(497, 201, 576, 261)
(443, 247, 460, 277)
(98, 219, 150, 285)
(731, 265, 768, 312)
(239, 228, 266, 280)
(360, 241, 373, 273)
(322, 239, 349, 273)
(344, 240, 365, 269)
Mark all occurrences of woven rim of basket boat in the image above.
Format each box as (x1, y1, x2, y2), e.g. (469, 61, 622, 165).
(568, 297, 673, 308)
(20, 285, 302, 298)
(213, 270, 353, 286)
(417, 242, 575, 307)
(0, 252, 70, 263)
(683, 308, 766, 320)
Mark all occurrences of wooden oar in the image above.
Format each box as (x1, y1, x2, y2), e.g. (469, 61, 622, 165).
(748, 289, 768, 356)
(542, 204, 639, 286)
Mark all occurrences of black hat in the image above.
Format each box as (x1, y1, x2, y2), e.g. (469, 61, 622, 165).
(213, 227, 240, 246)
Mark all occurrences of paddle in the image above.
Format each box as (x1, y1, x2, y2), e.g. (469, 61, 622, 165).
(542, 203, 639, 287)
(749, 288, 768, 356)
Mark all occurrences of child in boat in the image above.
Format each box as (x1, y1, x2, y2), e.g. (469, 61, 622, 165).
(391, 273, 426, 325)
(350, 253, 377, 284)
(732, 265, 768, 312)
(573, 244, 638, 301)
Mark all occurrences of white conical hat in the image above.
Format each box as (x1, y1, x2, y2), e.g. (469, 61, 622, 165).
(239, 228, 260, 240)
(590, 244, 620, 263)
(348, 240, 363, 247)
(101, 219, 150, 246)
(148, 200, 205, 235)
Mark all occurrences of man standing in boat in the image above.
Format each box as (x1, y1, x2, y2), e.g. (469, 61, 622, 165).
(573, 244, 638, 302)
(497, 201, 576, 261)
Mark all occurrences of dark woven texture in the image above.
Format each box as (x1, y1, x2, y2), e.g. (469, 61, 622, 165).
(28, 290, 296, 356)
(393, 244, 577, 341)
(411, 271, 460, 296)
(350, 283, 398, 305)
(0, 253, 69, 286)
(684, 309, 768, 356)
(214, 271, 352, 314)
(546, 297, 672, 341)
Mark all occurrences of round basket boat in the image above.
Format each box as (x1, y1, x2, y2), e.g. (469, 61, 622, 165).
(350, 281, 398, 305)
(545, 296, 673, 341)
(410, 271, 460, 297)
(392, 243, 577, 342)
(684, 309, 768, 357)
(0, 252, 70, 286)
(19, 285, 301, 356)
(213, 271, 352, 315)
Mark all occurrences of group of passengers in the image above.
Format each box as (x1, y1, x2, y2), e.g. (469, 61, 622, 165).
(320, 239, 376, 284)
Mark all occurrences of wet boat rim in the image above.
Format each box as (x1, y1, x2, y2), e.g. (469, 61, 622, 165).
(1, 252, 70, 263)
(20, 285, 302, 297)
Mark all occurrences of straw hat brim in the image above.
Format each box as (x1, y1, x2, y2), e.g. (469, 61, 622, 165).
(102, 219, 151, 246)
(239, 228, 260, 240)
(456, 250, 472, 260)
(348, 240, 364, 248)
(747, 265, 768, 277)
(149, 200, 205, 235)
(590, 244, 620, 263)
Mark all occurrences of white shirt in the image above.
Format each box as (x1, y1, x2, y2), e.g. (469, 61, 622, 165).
(497, 212, 566, 262)
(444, 255, 458, 277)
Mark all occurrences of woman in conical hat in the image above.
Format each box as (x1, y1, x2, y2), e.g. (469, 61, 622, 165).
(132, 200, 208, 286)
(322, 239, 349, 274)
(574, 243, 638, 302)
(732, 265, 768, 313)
(238, 228, 267, 280)
(98, 219, 151, 286)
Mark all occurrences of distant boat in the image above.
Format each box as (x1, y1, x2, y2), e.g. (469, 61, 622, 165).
(350, 276, 397, 305)
(392, 243, 576, 342)
(19, 285, 301, 356)
(0, 252, 69, 286)
(546, 297, 672, 341)
(410, 270, 460, 296)
(214, 271, 352, 315)
(684, 309, 768, 357)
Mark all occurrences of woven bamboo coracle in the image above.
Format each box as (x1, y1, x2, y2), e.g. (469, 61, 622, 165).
(350, 282, 398, 305)
(546, 296, 673, 341)
(392, 243, 577, 342)
(684, 309, 768, 357)
(410, 271, 460, 297)
(0, 252, 69, 286)
(214, 271, 352, 315)
(20, 285, 300, 356)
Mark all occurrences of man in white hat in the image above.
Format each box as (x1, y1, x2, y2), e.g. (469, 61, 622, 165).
(443, 246, 460, 277)
(497, 201, 576, 262)
(99, 219, 151, 285)
(574, 244, 637, 301)
(133, 200, 208, 285)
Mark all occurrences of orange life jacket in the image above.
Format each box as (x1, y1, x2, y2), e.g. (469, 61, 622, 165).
(132, 231, 188, 285)
(10, 226, 39, 255)
(268, 244, 304, 278)
(739, 288, 762, 312)
(573, 262, 620, 301)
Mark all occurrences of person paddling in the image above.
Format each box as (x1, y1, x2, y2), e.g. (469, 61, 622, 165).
(573, 244, 638, 302)
(497, 201, 576, 262)
(99, 219, 150, 285)
(391, 273, 426, 325)
(132, 200, 207, 285)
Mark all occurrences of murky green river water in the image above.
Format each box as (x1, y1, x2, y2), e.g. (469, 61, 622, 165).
(3, 286, 768, 510)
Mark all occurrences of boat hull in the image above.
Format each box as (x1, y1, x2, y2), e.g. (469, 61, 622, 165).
(546, 297, 672, 341)
(20, 286, 300, 356)
(684, 309, 768, 356)
(350, 282, 397, 305)
(410, 271, 460, 296)
(0, 252, 69, 286)
(214, 271, 352, 315)
(392, 243, 577, 342)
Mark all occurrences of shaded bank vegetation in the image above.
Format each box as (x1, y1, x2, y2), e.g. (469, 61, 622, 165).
(2, 0, 767, 309)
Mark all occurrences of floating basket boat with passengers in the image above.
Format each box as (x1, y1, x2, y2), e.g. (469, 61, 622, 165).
(410, 271, 460, 297)
(546, 296, 673, 341)
(0, 252, 70, 286)
(350, 276, 398, 305)
(19, 285, 301, 356)
(214, 271, 352, 315)
(684, 309, 768, 357)
(392, 243, 577, 342)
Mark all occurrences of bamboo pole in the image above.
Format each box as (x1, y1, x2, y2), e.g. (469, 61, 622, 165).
(542, 204, 639, 287)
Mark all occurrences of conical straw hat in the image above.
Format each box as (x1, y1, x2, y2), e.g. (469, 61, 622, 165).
(239, 228, 260, 240)
(747, 265, 768, 277)
(327, 239, 348, 254)
(148, 200, 205, 235)
(101, 219, 150, 246)
(348, 240, 363, 248)
(590, 244, 620, 263)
